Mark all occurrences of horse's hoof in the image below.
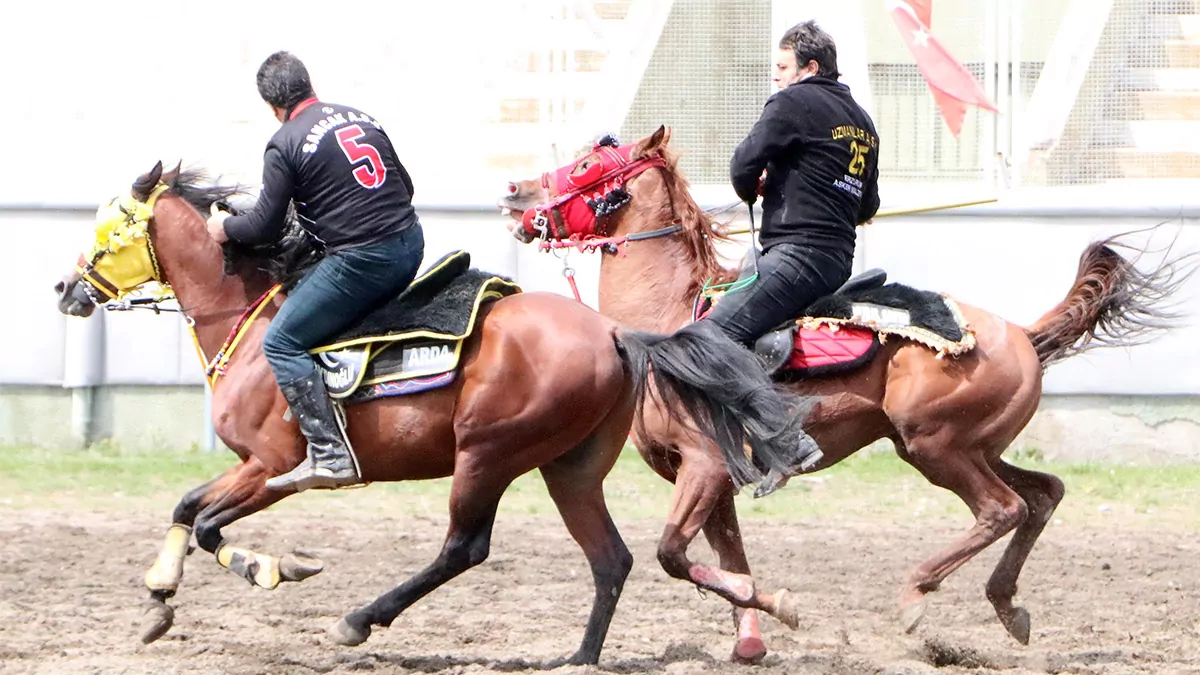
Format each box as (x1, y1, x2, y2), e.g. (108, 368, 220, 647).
(900, 597, 928, 634)
(328, 617, 370, 646)
(280, 550, 325, 582)
(1003, 606, 1031, 645)
(771, 589, 801, 630)
(564, 650, 597, 666)
(140, 601, 175, 644)
(731, 637, 767, 664)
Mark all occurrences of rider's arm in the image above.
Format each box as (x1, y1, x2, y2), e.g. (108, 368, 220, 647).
(397, 160, 415, 199)
(730, 95, 796, 203)
(858, 162, 880, 224)
(223, 146, 295, 245)
(379, 128, 415, 199)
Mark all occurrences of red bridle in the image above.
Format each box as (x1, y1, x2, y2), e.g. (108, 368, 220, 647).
(520, 138, 666, 241)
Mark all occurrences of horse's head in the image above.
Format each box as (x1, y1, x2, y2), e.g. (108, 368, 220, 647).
(498, 126, 673, 244)
(55, 161, 177, 316)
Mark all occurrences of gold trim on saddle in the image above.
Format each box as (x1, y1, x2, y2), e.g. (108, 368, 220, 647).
(800, 295, 977, 359)
(309, 277, 519, 400)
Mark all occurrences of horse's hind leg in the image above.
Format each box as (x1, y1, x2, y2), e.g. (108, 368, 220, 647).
(702, 490, 768, 664)
(895, 440, 1029, 634)
(985, 459, 1065, 644)
(539, 421, 634, 665)
(329, 454, 512, 647)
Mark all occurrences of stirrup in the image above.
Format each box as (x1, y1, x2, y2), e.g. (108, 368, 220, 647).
(265, 461, 361, 493)
(753, 435, 824, 498)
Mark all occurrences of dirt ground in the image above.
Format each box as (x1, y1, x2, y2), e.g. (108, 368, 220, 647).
(1, 500, 1198, 675)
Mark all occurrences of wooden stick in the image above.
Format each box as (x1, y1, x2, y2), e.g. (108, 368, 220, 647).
(721, 197, 999, 236)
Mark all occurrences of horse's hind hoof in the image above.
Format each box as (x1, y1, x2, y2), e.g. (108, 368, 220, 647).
(328, 617, 370, 646)
(279, 550, 325, 582)
(140, 600, 175, 644)
(900, 597, 928, 634)
(770, 589, 801, 630)
(1003, 606, 1031, 645)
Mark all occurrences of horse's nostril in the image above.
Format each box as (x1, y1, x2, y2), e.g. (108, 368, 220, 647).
(54, 281, 65, 294)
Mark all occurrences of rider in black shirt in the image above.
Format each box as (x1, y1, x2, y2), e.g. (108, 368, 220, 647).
(207, 51, 425, 493)
(703, 21, 881, 488)
(706, 20, 880, 351)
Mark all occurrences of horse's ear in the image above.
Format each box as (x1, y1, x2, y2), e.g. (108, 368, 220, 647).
(160, 160, 183, 186)
(131, 161, 164, 201)
(634, 125, 669, 158)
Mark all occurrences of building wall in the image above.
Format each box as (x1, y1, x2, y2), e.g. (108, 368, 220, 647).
(6, 204, 1198, 461)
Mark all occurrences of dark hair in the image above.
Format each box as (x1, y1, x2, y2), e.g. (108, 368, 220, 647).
(256, 51, 316, 113)
(779, 20, 841, 80)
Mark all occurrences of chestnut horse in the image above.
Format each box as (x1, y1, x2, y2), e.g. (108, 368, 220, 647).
(53, 161, 810, 664)
(500, 127, 1192, 662)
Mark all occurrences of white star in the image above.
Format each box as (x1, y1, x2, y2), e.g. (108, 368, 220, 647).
(912, 27, 931, 47)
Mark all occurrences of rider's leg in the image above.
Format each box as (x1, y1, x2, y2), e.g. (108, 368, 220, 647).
(263, 225, 425, 493)
(701, 243, 850, 495)
(702, 243, 851, 348)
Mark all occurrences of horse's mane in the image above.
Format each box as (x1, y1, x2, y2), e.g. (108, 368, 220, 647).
(161, 167, 323, 289)
(640, 143, 740, 294)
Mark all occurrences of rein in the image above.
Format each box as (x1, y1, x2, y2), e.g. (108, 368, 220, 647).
(536, 223, 684, 254)
(541, 224, 684, 303)
(193, 284, 282, 388)
(78, 181, 284, 389)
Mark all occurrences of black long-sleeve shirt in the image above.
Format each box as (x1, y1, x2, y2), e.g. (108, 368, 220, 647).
(224, 100, 418, 251)
(730, 77, 880, 256)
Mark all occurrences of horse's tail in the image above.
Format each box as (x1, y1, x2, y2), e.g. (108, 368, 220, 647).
(1025, 230, 1196, 369)
(613, 321, 810, 489)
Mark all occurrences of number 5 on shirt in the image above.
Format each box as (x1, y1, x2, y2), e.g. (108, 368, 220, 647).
(335, 124, 387, 189)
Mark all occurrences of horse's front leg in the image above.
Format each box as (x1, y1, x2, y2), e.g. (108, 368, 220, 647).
(701, 487, 768, 664)
(656, 441, 798, 633)
(140, 464, 242, 643)
(141, 457, 322, 643)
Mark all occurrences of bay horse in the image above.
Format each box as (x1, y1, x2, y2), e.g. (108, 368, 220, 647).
(499, 126, 1192, 662)
(52, 160, 810, 664)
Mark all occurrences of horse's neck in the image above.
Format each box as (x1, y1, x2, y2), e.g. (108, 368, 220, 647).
(597, 229, 707, 333)
(177, 273, 276, 362)
(154, 200, 276, 361)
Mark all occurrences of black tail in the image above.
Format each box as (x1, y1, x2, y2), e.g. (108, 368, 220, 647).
(613, 321, 811, 489)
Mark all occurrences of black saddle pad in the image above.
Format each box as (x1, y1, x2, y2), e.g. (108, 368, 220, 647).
(804, 283, 967, 343)
(330, 250, 521, 344)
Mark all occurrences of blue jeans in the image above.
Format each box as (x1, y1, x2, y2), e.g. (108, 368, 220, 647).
(263, 226, 425, 383)
(703, 243, 851, 347)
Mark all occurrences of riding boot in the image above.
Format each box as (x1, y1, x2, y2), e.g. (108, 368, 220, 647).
(265, 372, 361, 492)
(753, 430, 824, 499)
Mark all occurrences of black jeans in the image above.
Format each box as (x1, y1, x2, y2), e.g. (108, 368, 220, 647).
(703, 243, 852, 347)
(263, 225, 425, 384)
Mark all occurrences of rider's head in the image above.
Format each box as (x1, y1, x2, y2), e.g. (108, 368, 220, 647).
(775, 20, 840, 89)
(256, 51, 317, 123)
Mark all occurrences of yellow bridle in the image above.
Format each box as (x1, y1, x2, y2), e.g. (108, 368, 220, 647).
(77, 182, 172, 302)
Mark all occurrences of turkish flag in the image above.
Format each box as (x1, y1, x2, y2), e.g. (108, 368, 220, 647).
(887, 0, 997, 138)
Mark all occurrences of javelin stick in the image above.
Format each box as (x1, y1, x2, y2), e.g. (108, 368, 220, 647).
(721, 197, 999, 236)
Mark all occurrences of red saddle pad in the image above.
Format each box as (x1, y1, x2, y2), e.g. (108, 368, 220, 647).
(786, 324, 879, 375)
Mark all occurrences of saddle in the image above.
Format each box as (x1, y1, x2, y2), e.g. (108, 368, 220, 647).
(700, 249, 975, 379)
(307, 251, 521, 404)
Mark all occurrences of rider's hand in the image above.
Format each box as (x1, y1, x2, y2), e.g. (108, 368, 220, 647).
(757, 170, 766, 196)
(207, 203, 230, 244)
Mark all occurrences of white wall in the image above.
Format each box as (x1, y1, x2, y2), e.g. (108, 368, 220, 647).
(8, 203, 1197, 395)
